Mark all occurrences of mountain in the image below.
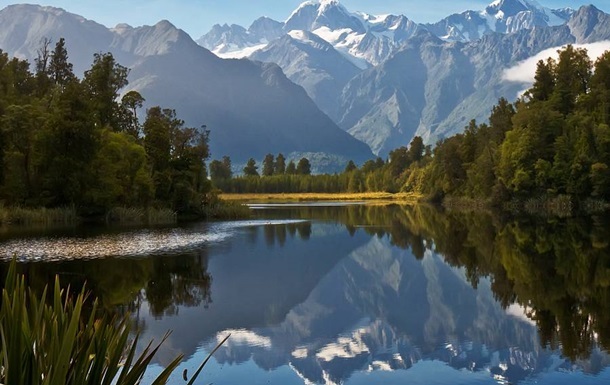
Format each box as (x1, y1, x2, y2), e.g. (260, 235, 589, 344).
(250, 30, 361, 121)
(337, 5, 610, 156)
(0, 4, 373, 170)
(425, 0, 574, 42)
(197, 17, 284, 58)
(198, 0, 422, 67)
(195, 0, 588, 156)
(198, 0, 574, 64)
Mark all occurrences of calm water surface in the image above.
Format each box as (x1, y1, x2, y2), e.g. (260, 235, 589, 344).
(1, 203, 609, 385)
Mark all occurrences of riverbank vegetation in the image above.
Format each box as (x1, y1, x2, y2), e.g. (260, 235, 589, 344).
(0, 38, 246, 223)
(220, 192, 421, 202)
(211, 46, 610, 212)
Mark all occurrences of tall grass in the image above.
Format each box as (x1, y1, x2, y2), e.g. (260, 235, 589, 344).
(0, 260, 227, 385)
(0, 204, 78, 225)
(219, 192, 421, 202)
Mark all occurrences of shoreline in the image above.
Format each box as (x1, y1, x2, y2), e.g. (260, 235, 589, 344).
(219, 192, 422, 202)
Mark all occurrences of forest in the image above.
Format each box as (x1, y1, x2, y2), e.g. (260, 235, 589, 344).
(212, 45, 610, 207)
(0, 38, 215, 219)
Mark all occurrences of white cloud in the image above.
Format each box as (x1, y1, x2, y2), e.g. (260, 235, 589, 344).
(503, 40, 610, 84)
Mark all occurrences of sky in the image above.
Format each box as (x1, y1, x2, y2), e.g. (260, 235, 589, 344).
(0, 0, 607, 39)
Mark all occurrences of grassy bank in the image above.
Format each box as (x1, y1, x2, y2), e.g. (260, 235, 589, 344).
(219, 192, 422, 202)
(0, 200, 251, 227)
(0, 205, 79, 225)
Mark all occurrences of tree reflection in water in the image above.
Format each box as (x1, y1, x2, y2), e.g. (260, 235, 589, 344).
(261, 204, 610, 361)
(2, 206, 608, 368)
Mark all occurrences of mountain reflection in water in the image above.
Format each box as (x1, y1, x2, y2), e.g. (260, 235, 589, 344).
(2, 204, 610, 385)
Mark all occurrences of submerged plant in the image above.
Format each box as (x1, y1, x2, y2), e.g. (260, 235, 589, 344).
(0, 260, 225, 385)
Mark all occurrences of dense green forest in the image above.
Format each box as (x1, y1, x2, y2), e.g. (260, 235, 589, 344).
(212, 46, 610, 207)
(0, 38, 215, 218)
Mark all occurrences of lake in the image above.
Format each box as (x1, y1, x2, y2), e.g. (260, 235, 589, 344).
(1, 203, 609, 385)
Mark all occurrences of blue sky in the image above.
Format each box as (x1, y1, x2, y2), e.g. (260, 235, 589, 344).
(0, 1, 607, 39)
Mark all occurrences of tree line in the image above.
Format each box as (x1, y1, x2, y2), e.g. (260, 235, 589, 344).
(211, 45, 610, 204)
(209, 138, 427, 194)
(402, 45, 610, 203)
(0, 38, 212, 216)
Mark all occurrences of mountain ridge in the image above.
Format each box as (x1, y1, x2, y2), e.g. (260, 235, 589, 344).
(198, 0, 576, 64)
(0, 3, 373, 169)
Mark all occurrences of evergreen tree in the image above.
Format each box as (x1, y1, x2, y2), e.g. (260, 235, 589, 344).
(296, 157, 311, 175)
(222, 156, 232, 178)
(550, 45, 592, 115)
(407, 136, 425, 163)
(488, 97, 515, 144)
(262, 153, 275, 176)
(344, 160, 357, 173)
(286, 160, 296, 175)
(275, 153, 286, 175)
(243, 158, 259, 176)
(48, 38, 76, 88)
(530, 59, 556, 102)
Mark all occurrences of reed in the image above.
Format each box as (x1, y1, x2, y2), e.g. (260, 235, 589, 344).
(0, 204, 78, 225)
(206, 200, 252, 219)
(219, 192, 422, 202)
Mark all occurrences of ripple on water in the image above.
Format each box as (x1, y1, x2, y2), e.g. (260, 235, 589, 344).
(0, 219, 309, 262)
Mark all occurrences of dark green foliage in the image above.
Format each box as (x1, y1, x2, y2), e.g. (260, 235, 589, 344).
(210, 155, 232, 182)
(530, 59, 555, 101)
(48, 38, 76, 88)
(120, 90, 145, 138)
(243, 158, 259, 176)
(412, 45, 610, 204)
(83, 52, 129, 129)
(275, 153, 286, 175)
(285, 160, 296, 175)
(0, 39, 213, 217)
(296, 157, 311, 175)
(344, 160, 357, 173)
(262, 153, 275, 176)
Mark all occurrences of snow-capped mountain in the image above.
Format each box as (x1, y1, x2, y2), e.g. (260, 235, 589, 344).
(338, 5, 610, 156)
(425, 0, 574, 42)
(198, 0, 575, 65)
(0, 4, 373, 169)
(196, 16, 283, 58)
(198, 0, 422, 66)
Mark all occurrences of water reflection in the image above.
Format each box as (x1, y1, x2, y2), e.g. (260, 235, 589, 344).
(2, 204, 610, 384)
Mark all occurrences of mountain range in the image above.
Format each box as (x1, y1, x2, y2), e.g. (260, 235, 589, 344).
(199, 0, 610, 156)
(0, 3, 372, 171)
(0, 1, 609, 166)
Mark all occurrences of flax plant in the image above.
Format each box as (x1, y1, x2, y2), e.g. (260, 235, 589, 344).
(0, 260, 224, 384)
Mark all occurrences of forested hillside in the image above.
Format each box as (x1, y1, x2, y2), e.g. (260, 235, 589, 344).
(410, 45, 610, 203)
